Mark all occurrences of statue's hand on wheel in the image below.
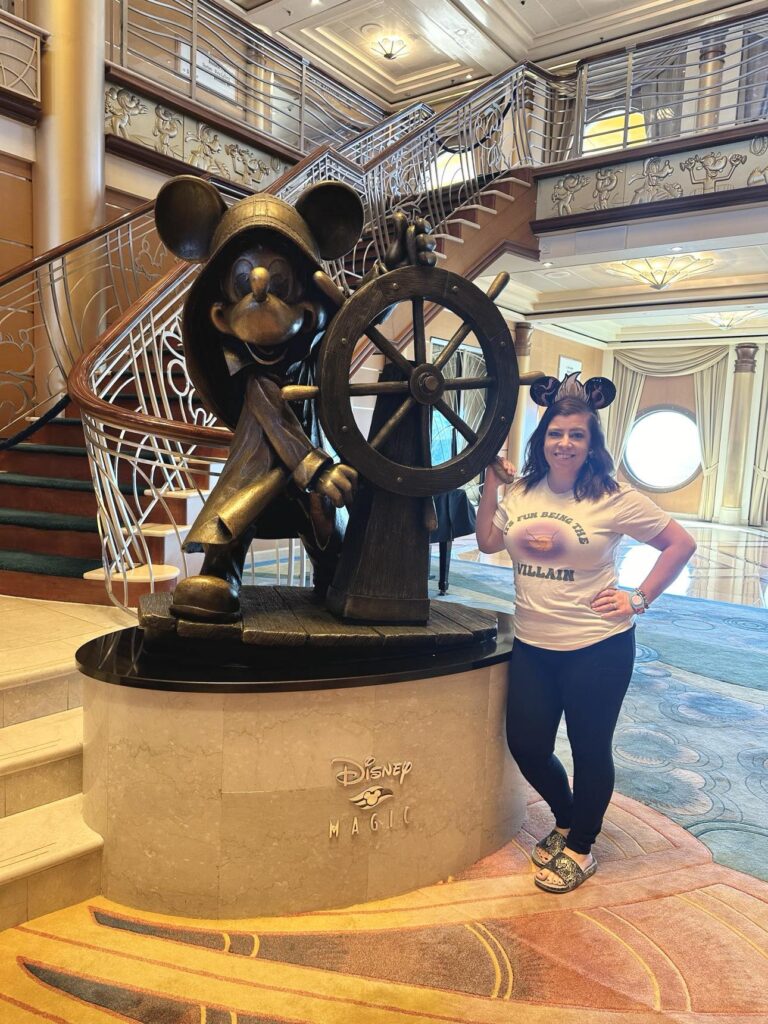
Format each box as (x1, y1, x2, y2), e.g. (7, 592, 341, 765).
(384, 211, 437, 270)
(315, 463, 358, 508)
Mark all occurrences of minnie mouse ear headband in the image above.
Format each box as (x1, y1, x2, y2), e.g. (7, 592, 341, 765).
(530, 372, 616, 410)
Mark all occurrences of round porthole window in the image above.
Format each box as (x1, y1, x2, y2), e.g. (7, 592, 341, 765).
(623, 408, 701, 491)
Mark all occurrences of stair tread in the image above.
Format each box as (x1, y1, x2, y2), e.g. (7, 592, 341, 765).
(0, 549, 103, 577)
(0, 472, 132, 495)
(0, 794, 101, 886)
(0, 708, 81, 779)
(0, 509, 99, 532)
(14, 444, 87, 456)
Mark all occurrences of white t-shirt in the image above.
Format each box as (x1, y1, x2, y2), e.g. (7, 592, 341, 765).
(492, 478, 671, 651)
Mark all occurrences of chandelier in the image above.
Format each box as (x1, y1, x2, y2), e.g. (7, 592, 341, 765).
(606, 254, 714, 290)
(695, 309, 760, 330)
(373, 36, 407, 60)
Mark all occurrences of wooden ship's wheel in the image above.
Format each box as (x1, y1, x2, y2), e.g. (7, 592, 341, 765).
(317, 266, 519, 496)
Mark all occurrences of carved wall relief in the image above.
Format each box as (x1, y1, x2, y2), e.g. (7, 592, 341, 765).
(103, 83, 288, 188)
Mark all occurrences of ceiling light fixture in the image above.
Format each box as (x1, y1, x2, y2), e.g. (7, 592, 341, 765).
(695, 309, 760, 330)
(606, 254, 714, 291)
(373, 36, 407, 60)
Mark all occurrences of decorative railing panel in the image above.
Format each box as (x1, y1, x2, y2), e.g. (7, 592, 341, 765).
(0, 179, 246, 435)
(106, 0, 385, 154)
(576, 10, 768, 156)
(0, 207, 169, 433)
(0, 8, 43, 102)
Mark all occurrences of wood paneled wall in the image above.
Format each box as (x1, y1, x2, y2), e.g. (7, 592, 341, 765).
(0, 152, 32, 274)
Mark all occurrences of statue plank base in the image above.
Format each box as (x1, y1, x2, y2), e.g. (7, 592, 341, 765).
(139, 586, 497, 659)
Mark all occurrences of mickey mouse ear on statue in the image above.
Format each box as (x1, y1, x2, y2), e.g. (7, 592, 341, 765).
(530, 376, 561, 407)
(154, 176, 227, 263)
(295, 181, 365, 260)
(583, 376, 617, 410)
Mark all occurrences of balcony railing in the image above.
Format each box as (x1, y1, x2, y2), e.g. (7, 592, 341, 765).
(0, 7, 43, 105)
(102, 2, 768, 169)
(573, 10, 768, 157)
(105, 0, 386, 155)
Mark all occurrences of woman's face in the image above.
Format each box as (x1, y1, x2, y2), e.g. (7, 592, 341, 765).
(543, 413, 592, 476)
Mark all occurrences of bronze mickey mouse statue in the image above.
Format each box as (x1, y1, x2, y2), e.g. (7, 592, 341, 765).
(154, 176, 435, 624)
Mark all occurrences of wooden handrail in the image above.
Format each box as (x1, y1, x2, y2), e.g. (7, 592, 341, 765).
(68, 263, 233, 448)
(0, 174, 251, 290)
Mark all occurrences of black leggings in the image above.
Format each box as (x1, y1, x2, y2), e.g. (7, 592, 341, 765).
(506, 627, 635, 855)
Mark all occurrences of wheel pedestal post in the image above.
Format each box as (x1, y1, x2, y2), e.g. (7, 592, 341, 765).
(327, 367, 432, 624)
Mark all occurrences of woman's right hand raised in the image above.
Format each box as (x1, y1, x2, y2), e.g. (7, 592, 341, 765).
(485, 456, 516, 487)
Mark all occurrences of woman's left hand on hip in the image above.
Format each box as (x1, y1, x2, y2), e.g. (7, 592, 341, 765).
(591, 587, 633, 619)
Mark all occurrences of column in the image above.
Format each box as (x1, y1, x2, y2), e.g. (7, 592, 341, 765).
(30, 0, 105, 400)
(720, 343, 758, 524)
(696, 40, 726, 132)
(506, 321, 533, 469)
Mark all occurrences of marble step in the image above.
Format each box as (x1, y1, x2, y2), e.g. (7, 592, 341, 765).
(0, 708, 82, 819)
(0, 794, 102, 929)
(0, 661, 83, 729)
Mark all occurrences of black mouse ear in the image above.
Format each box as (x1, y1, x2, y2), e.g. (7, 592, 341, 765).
(583, 376, 617, 410)
(530, 376, 561, 407)
(294, 181, 365, 260)
(154, 176, 226, 262)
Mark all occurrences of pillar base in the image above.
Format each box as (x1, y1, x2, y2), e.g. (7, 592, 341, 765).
(718, 506, 744, 525)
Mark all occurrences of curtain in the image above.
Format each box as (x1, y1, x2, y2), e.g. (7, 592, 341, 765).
(634, 45, 688, 142)
(607, 347, 729, 520)
(693, 356, 728, 520)
(748, 356, 768, 525)
(605, 359, 645, 466)
(456, 349, 487, 504)
(738, 31, 768, 123)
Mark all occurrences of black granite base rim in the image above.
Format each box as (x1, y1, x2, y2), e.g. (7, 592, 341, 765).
(76, 614, 514, 693)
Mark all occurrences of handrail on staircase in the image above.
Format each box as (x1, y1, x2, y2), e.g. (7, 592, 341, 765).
(0, 174, 249, 441)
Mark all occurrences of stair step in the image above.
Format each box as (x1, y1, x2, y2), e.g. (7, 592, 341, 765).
(0, 444, 93, 481)
(0, 472, 130, 516)
(14, 444, 87, 456)
(0, 509, 101, 559)
(0, 566, 169, 604)
(482, 188, 518, 203)
(24, 417, 84, 446)
(0, 794, 102, 928)
(0, 708, 82, 819)
(0, 509, 98, 532)
(1, 664, 84, 729)
(0, 549, 102, 578)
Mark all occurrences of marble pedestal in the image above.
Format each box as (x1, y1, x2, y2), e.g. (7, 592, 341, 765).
(79, 624, 523, 919)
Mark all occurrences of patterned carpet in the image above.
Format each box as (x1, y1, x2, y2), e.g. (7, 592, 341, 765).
(1, 791, 766, 1023)
(437, 557, 768, 882)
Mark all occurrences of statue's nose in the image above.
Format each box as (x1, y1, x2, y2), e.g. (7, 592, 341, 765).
(250, 266, 270, 302)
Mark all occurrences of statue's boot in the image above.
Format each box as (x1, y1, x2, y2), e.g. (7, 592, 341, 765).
(170, 536, 250, 623)
(169, 574, 241, 623)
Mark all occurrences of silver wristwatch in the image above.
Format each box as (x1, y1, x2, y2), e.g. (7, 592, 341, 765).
(629, 588, 649, 614)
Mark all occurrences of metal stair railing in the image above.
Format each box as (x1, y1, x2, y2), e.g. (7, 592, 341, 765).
(0, 177, 248, 442)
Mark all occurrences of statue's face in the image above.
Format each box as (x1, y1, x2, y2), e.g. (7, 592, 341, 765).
(210, 242, 320, 361)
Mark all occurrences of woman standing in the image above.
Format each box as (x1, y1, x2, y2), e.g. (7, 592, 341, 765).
(476, 374, 696, 893)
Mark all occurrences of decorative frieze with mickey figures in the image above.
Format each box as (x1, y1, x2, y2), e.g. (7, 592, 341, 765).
(104, 84, 288, 189)
(537, 136, 768, 219)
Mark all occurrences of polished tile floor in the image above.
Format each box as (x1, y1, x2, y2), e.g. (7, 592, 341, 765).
(457, 523, 768, 609)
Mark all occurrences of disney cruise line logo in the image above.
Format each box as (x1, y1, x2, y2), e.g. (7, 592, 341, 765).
(328, 756, 413, 838)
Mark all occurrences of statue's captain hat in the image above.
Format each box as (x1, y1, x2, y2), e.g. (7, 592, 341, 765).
(154, 174, 365, 269)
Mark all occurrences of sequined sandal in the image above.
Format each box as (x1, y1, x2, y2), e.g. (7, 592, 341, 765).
(531, 828, 567, 869)
(534, 851, 597, 893)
